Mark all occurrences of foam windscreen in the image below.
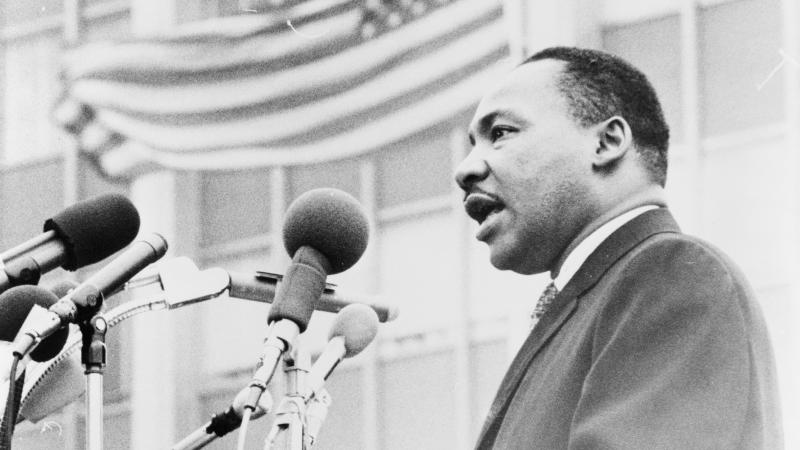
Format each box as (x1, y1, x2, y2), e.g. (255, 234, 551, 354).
(47, 280, 78, 299)
(0, 286, 68, 362)
(329, 303, 379, 358)
(43, 193, 140, 270)
(267, 246, 327, 331)
(282, 188, 369, 275)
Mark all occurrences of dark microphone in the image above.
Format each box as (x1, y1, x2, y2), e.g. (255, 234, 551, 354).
(0, 194, 140, 293)
(0, 280, 79, 432)
(0, 286, 71, 380)
(304, 303, 379, 402)
(171, 388, 273, 450)
(17, 279, 156, 425)
(10, 233, 168, 359)
(244, 188, 369, 411)
(0, 285, 72, 438)
(31, 281, 77, 364)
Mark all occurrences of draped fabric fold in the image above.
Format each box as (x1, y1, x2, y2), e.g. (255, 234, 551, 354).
(54, 0, 510, 177)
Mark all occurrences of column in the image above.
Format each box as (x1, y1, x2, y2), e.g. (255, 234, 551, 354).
(781, 0, 800, 446)
(358, 159, 380, 450)
(679, 0, 702, 234)
(129, 173, 179, 449)
(127, 0, 181, 448)
(450, 128, 472, 449)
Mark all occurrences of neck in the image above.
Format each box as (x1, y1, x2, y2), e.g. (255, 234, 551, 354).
(550, 184, 666, 278)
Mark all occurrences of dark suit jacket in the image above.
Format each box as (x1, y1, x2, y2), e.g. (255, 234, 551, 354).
(476, 208, 783, 449)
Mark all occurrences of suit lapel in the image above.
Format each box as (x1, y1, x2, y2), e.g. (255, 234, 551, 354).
(475, 208, 681, 449)
(476, 295, 577, 448)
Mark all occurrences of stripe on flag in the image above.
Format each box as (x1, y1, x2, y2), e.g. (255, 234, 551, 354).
(56, 0, 510, 176)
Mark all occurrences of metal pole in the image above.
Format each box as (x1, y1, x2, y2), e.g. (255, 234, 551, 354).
(85, 373, 104, 450)
(82, 315, 108, 450)
(264, 347, 311, 450)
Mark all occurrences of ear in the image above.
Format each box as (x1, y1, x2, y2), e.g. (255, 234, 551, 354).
(592, 116, 633, 168)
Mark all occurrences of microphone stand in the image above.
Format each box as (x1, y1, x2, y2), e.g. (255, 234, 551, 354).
(303, 389, 331, 449)
(264, 346, 311, 450)
(80, 313, 107, 450)
(74, 284, 110, 450)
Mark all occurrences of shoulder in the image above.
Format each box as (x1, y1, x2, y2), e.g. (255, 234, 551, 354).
(594, 230, 764, 339)
(622, 231, 750, 296)
(571, 234, 782, 450)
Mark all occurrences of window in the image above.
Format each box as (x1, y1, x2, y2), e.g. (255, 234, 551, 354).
(200, 169, 272, 248)
(603, 14, 684, 143)
(699, 0, 783, 136)
(377, 116, 468, 210)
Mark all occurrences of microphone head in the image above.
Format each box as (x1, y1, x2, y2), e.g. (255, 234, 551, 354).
(329, 304, 380, 358)
(282, 188, 369, 275)
(46, 280, 79, 298)
(44, 193, 140, 270)
(0, 285, 69, 362)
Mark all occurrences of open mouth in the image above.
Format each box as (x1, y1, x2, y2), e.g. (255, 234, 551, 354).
(463, 193, 504, 224)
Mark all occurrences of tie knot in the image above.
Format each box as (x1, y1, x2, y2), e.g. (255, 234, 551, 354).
(531, 281, 558, 328)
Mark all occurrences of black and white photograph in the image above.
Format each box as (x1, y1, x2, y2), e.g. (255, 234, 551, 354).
(0, 0, 797, 448)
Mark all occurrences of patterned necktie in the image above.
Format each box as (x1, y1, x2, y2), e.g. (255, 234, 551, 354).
(530, 281, 558, 329)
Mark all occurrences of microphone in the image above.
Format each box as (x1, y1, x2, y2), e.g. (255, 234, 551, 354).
(171, 388, 273, 450)
(0, 194, 140, 293)
(244, 188, 370, 411)
(0, 285, 71, 438)
(283, 305, 377, 449)
(0, 286, 71, 380)
(18, 284, 165, 425)
(10, 233, 168, 359)
(304, 303, 379, 402)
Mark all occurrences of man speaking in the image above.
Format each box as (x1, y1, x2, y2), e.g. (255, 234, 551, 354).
(455, 47, 783, 449)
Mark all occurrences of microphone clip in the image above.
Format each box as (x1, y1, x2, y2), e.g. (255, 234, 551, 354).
(80, 315, 108, 374)
(45, 284, 104, 329)
(70, 285, 105, 321)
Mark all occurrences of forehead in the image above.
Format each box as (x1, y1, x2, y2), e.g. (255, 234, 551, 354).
(470, 60, 569, 129)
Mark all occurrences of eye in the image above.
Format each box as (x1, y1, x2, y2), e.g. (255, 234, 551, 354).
(490, 126, 514, 142)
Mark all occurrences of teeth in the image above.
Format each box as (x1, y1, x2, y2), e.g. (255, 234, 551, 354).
(484, 208, 502, 223)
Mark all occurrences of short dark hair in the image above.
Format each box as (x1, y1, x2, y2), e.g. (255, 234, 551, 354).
(524, 47, 669, 187)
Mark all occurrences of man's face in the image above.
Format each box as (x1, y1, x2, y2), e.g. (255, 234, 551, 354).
(455, 60, 597, 275)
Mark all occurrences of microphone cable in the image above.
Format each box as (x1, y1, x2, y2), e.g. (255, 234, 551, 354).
(236, 408, 254, 450)
(0, 355, 21, 450)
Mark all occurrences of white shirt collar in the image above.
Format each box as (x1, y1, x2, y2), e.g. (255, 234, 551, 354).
(552, 205, 659, 291)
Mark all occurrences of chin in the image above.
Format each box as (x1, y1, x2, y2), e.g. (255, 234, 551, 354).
(489, 251, 535, 275)
(489, 246, 546, 275)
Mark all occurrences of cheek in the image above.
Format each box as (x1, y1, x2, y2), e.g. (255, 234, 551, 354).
(508, 152, 582, 203)
(508, 159, 591, 243)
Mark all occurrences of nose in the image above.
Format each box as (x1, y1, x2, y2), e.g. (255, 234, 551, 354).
(454, 148, 489, 191)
